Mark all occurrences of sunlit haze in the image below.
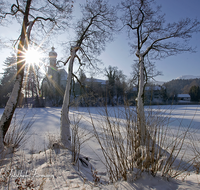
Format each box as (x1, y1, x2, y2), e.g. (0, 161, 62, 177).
(25, 47, 41, 66)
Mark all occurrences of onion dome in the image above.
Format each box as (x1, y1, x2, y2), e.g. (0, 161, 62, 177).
(49, 47, 57, 59)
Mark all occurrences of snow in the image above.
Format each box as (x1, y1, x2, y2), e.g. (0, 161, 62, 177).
(176, 75, 200, 80)
(0, 105, 200, 189)
(86, 78, 106, 85)
(145, 86, 162, 91)
(153, 81, 165, 86)
(177, 94, 190, 98)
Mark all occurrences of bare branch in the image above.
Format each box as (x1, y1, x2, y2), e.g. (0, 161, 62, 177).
(0, 3, 23, 20)
(72, 73, 85, 89)
(64, 56, 71, 66)
(47, 0, 70, 12)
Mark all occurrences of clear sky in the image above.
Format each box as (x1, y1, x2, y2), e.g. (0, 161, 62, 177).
(0, 0, 200, 83)
(99, 0, 200, 82)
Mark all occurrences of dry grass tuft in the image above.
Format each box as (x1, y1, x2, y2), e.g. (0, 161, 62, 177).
(90, 105, 197, 182)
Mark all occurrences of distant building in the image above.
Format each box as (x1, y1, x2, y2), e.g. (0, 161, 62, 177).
(132, 85, 167, 104)
(177, 94, 191, 102)
(85, 77, 106, 85)
(41, 47, 68, 106)
(145, 85, 166, 104)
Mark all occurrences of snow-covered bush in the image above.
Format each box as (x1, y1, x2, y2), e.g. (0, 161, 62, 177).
(91, 105, 196, 182)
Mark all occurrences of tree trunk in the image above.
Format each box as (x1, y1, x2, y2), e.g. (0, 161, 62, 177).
(60, 46, 78, 149)
(0, 0, 32, 152)
(136, 55, 146, 145)
(0, 48, 26, 152)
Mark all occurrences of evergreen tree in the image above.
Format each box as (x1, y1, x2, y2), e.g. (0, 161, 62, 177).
(0, 55, 17, 107)
(0, 82, 2, 107)
(160, 87, 168, 102)
(189, 85, 200, 102)
(78, 69, 86, 96)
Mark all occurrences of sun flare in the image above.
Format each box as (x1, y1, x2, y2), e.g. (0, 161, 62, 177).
(25, 47, 41, 65)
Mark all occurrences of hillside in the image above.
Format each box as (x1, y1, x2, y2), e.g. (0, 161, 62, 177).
(176, 75, 200, 80)
(163, 78, 200, 96)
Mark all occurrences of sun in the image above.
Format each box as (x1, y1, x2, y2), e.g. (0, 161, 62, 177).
(25, 47, 41, 65)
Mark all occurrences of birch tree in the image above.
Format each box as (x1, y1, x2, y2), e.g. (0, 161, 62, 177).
(0, 0, 72, 152)
(121, 0, 200, 145)
(60, 0, 117, 148)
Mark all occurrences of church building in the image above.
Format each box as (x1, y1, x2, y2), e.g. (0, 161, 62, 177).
(42, 47, 68, 106)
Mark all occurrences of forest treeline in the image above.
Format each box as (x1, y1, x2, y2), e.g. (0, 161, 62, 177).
(164, 78, 200, 96)
(1, 54, 199, 107)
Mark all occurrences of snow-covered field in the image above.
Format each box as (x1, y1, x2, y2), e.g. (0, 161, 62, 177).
(0, 105, 200, 189)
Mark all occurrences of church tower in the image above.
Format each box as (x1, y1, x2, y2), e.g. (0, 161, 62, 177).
(46, 47, 59, 105)
(42, 47, 68, 106)
(48, 47, 58, 81)
(49, 47, 57, 67)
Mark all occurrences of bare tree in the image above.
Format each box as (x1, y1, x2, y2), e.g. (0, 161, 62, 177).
(115, 69, 127, 104)
(105, 66, 117, 105)
(104, 66, 127, 105)
(121, 0, 200, 145)
(23, 63, 43, 107)
(60, 0, 117, 148)
(0, 0, 72, 152)
(131, 58, 162, 90)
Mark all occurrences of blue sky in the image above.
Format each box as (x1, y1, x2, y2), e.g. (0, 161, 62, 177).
(0, 0, 200, 83)
(155, 0, 200, 81)
(99, 0, 200, 82)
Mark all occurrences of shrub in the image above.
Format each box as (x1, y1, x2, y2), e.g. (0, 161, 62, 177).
(90, 105, 196, 182)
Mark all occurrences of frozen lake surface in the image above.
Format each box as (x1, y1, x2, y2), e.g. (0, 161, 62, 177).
(0, 105, 200, 189)
(0, 105, 200, 153)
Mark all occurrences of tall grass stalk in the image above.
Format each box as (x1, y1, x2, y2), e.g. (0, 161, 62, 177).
(90, 105, 197, 182)
(4, 113, 34, 152)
